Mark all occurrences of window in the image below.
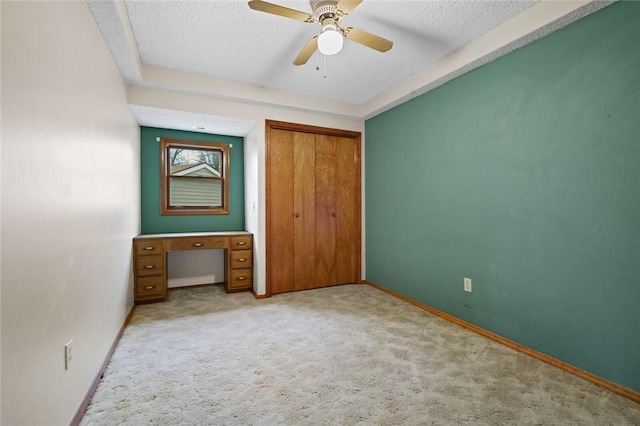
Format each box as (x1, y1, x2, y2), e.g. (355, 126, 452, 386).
(160, 138, 230, 215)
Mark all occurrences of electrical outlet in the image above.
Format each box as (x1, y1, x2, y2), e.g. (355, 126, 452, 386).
(65, 339, 73, 370)
(464, 278, 472, 293)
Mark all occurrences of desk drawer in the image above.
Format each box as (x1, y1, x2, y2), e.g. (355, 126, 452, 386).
(170, 237, 227, 251)
(230, 236, 252, 250)
(231, 250, 252, 269)
(135, 276, 166, 300)
(134, 240, 163, 256)
(135, 254, 164, 276)
(229, 268, 252, 289)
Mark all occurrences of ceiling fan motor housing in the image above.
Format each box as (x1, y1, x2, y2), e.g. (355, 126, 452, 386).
(311, 0, 340, 23)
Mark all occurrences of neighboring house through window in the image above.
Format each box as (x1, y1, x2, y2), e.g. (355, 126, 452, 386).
(160, 138, 230, 215)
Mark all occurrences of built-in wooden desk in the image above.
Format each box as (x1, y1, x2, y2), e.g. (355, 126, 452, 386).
(133, 231, 253, 303)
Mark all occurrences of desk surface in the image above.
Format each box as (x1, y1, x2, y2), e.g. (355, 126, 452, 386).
(135, 231, 252, 239)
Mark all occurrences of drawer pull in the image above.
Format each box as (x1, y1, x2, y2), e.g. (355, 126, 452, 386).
(145, 265, 155, 269)
(145, 246, 154, 250)
(237, 277, 246, 280)
(237, 241, 246, 246)
(193, 243, 203, 247)
(145, 285, 155, 290)
(238, 258, 246, 262)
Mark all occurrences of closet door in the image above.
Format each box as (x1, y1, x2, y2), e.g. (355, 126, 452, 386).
(269, 129, 317, 293)
(293, 132, 317, 291)
(315, 135, 337, 288)
(269, 128, 295, 294)
(335, 136, 358, 284)
(312, 134, 359, 288)
(267, 121, 361, 296)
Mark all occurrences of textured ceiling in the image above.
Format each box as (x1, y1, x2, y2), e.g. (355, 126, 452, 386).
(123, 0, 538, 104)
(87, 0, 611, 135)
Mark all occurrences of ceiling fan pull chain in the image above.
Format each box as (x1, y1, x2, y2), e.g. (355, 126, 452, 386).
(323, 54, 327, 79)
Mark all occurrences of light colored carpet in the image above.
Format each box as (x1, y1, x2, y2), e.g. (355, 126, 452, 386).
(81, 284, 640, 425)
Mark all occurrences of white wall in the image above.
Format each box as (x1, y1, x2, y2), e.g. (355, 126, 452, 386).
(167, 250, 224, 288)
(1, 2, 140, 424)
(244, 123, 260, 288)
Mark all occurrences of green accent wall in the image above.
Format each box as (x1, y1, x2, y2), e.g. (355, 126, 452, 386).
(365, 2, 639, 393)
(140, 127, 245, 233)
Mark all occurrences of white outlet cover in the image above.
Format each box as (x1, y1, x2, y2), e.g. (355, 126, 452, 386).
(464, 278, 472, 292)
(65, 339, 73, 370)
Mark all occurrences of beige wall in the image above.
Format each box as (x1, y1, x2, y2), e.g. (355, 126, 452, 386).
(1, 2, 140, 424)
(0, 2, 362, 422)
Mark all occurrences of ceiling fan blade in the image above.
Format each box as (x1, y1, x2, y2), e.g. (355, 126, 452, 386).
(293, 34, 319, 66)
(344, 26, 393, 52)
(335, 0, 363, 17)
(248, 0, 313, 23)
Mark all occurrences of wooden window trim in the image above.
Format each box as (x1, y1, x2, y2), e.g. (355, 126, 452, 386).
(160, 138, 230, 215)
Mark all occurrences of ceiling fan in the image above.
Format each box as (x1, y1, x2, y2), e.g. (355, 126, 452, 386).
(248, 0, 393, 66)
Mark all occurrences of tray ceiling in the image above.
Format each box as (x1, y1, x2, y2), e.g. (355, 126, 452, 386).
(87, 0, 611, 134)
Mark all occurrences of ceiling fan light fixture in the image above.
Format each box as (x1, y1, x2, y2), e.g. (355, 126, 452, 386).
(317, 23, 343, 56)
(247, 0, 393, 66)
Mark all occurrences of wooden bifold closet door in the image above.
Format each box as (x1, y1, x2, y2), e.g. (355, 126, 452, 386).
(267, 121, 361, 295)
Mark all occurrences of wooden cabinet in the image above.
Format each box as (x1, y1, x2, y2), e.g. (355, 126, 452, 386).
(267, 121, 361, 295)
(168, 237, 226, 251)
(135, 254, 163, 276)
(225, 236, 253, 292)
(133, 232, 253, 302)
(133, 239, 167, 301)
